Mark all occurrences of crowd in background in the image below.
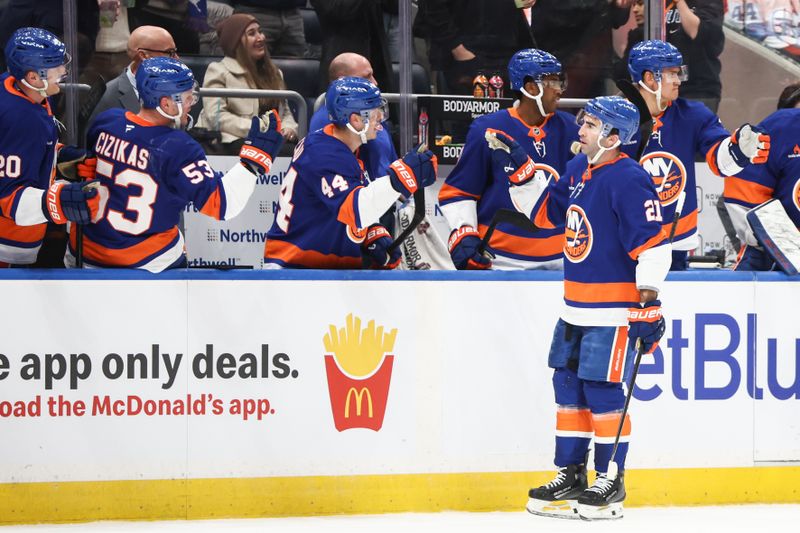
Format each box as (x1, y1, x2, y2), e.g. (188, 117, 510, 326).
(0, 0, 735, 140)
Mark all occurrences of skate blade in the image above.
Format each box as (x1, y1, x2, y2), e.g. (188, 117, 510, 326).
(526, 498, 580, 520)
(577, 502, 624, 520)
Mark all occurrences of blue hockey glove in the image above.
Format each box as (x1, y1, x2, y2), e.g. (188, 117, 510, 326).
(388, 145, 438, 199)
(448, 225, 491, 270)
(627, 300, 666, 354)
(734, 245, 775, 271)
(729, 123, 770, 166)
(44, 180, 102, 225)
(240, 110, 284, 176)
(485, 128, 535, 185)
(361, 225, 401, 269)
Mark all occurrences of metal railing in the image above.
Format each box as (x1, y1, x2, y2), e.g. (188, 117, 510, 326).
(198, 88, 308, 138)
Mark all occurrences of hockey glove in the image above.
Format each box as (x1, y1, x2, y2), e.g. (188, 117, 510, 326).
(56, 146, 98, 182)
(361, 225, 401, 269)
(44, 180, 104, 225)
(627, 299, 666, 355)
(240, 110, 284, 176)
(485, 129, 535, 185)
(448, 225, 491, 270)
(729, 123, 770, 165)
(388, 145, 438, 199)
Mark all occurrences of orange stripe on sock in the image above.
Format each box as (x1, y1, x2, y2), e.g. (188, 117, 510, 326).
(592, 412, 631, 439)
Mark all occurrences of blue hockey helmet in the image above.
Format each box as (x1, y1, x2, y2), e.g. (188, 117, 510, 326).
(581, 96, 639, 144)
(326, 76, 384, 125)
(508, 48, 562, 91)
(135, 57, 196, 109)
(4, 27, 68, 80)
(628, 40, 684, 83)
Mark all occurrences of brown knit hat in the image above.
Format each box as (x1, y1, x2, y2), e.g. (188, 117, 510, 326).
(217, 13, 258, 58)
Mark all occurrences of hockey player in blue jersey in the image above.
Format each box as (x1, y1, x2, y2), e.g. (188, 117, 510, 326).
(67, 56, 284, 272)
(0, 27, 102, 266)
(264, 76, 437, 269)
(623, 39, 770, 270)
(723, 102, 800, 271)
(495, 96, 671, 520)
(439, 48, 579, 270)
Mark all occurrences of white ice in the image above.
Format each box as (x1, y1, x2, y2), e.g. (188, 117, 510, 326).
(1, 506, 799, 533)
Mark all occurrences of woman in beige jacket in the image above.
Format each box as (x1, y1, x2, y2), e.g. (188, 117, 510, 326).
(198, 13, 299, 152)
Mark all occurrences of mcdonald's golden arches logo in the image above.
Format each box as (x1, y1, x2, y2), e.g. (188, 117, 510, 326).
(323, 314, 396, 431)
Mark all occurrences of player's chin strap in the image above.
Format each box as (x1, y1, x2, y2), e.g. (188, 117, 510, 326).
(20, 76, 50, 98)
(637, 78, 665, 112)
(346, 121, 369, 145)
(520, 83, 547, 117)
(589, 136, 621, 165)
(156, 100, 194, 130)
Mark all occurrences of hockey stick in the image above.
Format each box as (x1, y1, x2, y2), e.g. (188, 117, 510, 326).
(387, 144, 430, 254)
(615, 79, 653, 160)
(476, 208, 539, 256)
(607, 190, 685, 481)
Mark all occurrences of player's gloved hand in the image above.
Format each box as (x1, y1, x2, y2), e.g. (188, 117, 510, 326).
(627, 299, 666, 355)
(240, 110, 284, 176)
(388, 145, 438, 199)
(361, 225, 401, 269)
(448, 225, 492, 270)
(734, 245, 774, 271)
(729, 123, 770, 165)
(56, 146, 98, 182)
(43, 180, 105, 225)
(485, 128, 535, 185)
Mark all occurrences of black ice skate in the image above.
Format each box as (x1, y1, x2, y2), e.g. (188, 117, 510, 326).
(526, 464, 587, 519)
(577, 472, 626, 520)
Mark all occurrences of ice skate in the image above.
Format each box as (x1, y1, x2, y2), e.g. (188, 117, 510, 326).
(577, 472, 625, 520)
(526, 464, 587, 519)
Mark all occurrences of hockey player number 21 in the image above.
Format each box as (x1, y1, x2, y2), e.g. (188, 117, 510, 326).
(95, 160, 158, 235)
(644, 199, 663, 223)
(275, 167, 298, 232)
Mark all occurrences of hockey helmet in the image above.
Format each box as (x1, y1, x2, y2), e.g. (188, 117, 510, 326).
(5, 27, 68, 80)
(508, 48, 563, 91)
(326, 76, 385, 125)
(628, 40, 685, 83)
(580, 96, 639, 144)
(136, 57, 197, 109)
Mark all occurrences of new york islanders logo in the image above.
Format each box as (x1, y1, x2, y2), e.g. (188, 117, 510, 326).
(793, 178, 800, 212)
(639, 151, 687, 206)
(564, 205, 592, 263)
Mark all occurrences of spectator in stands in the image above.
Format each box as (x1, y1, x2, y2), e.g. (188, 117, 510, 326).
(127, 0, 207, 54)
(530, 0, 631, 98)
(310, 0, 394, 94)
(666, 0, 725, 113)
(199, 1, 235, 56)
(232, 0, 306, 58)
(88, 25, 178, 125)
(197, 13, 298, 155)
(310, 52, 398, 184)
(613, 0, 644, 81)
(83, 2, 131, 85)
(413, 0, 535, 95)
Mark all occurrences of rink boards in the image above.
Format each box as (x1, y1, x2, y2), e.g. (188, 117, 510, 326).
(0, 270, 798, 524)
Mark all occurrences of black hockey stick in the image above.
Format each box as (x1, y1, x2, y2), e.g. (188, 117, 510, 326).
(476, 208, 539, 256)
(615, 79, 653, 160)
(387, 144, 431, 254)
(607, 200, 683, 481)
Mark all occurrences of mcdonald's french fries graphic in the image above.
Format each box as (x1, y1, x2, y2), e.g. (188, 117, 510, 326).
(323, 314, 396, 432)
